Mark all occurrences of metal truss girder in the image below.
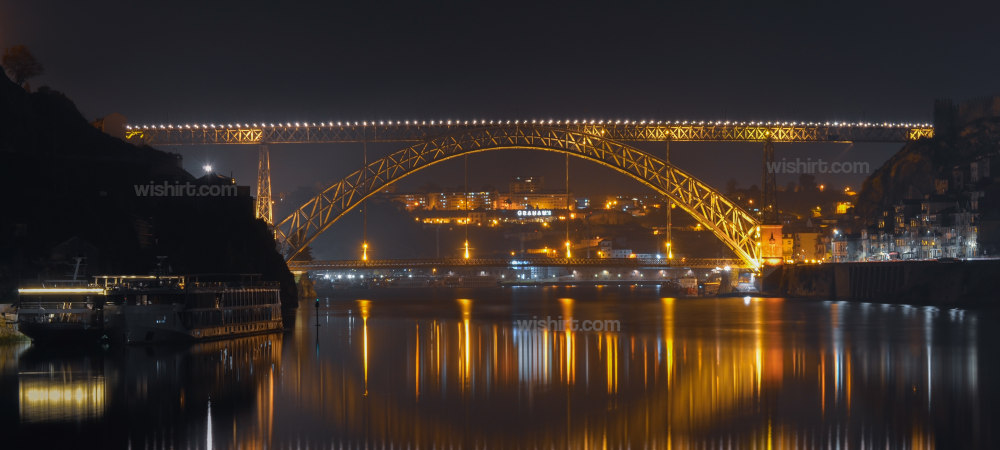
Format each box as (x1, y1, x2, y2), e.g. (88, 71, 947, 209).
(125, 123, 933, 145)
(274, 126, 763, 269)
(255, 144, 273, 225)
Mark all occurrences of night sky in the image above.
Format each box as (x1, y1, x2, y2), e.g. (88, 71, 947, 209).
(4, 0, 998, 199)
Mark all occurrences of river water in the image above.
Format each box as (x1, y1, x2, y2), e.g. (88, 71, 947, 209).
(1, 286, 995, 449)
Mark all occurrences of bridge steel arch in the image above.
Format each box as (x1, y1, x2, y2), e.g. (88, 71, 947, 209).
(275, 126, 762, 268)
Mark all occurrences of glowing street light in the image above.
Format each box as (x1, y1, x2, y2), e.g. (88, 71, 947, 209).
(666, 241, 673, 259)
(564, 240, 572, 258)
(362, 242, 369, 261)
(202, 164, 213, 174)
(463, 240, 471, 259)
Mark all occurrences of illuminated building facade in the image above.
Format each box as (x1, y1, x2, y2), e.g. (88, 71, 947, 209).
(385, 176, 570, 212)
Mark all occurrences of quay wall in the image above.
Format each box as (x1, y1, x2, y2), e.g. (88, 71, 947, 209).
(762, 260, 1000, 307)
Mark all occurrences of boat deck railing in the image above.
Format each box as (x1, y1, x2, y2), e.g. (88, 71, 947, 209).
(17, 301, 95, 314)
(188, 281, 281, 290)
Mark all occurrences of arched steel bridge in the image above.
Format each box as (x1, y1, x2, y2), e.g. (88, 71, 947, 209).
(124, 119, 933, 270)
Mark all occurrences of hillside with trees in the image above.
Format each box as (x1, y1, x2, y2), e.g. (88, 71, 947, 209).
(0, 64, 296, 305)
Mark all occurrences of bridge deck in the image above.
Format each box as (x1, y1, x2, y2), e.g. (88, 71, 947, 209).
(125, 121, 933, 145)
(288, 257, 748, 271)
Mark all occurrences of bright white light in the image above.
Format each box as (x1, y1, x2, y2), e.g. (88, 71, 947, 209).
(203, 164, 213, 173)
(18, 288, 105, 294)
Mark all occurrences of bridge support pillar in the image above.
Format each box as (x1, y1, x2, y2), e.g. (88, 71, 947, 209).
(761, 139, 777, 224)
(255, 143, 273, 225)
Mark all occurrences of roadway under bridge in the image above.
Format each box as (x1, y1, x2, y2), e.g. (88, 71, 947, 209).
(287, 257, 748, 271)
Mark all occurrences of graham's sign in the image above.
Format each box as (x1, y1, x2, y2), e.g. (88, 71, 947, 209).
(516, 210, 552, 217)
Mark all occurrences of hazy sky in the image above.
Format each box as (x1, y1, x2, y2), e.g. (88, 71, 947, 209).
(3, 0, 997, 198)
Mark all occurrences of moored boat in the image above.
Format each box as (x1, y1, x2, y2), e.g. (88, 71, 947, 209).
(16, 283, 107, 343)
(103, 274, 282, 344)
(16, 274, 283, 344)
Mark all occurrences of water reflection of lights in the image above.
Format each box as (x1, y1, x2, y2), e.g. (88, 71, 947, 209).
(661, 298, 675, 381)
(831, 302, 843, 408)
(18, 376, 105, 422)
(48, 293, 974, 448)
(358, 299, 371, 397)
(206, 397, 213, 450)
(754, 298, 763, 395)
(458, 298, 473, 390)
(603, 333, 618, 394)
(414, 323, 420, 401)
(559, 298, 574, 384)
(9, 334, 282, 448)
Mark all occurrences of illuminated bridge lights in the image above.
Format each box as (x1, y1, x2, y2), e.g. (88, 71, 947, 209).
(287, 257, 749, 271)
(17, 287, 106, 295)
(272, 126, 763, 268)
(121, 117, 931, 269)
(124, 120, 934, 145)
(124, 119, 934, 130)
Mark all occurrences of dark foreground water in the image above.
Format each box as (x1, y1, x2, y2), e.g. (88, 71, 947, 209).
(1, 287, 996, 449)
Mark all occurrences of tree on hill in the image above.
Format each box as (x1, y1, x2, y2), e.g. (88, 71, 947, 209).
(798, 174, 817, 192)
(2, 45, 44, 90)
(725, 178, 739, 195)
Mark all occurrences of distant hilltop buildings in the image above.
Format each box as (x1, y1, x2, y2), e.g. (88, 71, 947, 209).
(384, 176, 573, 212)
(91, 112, 127, 139)
(834, 149, 995, 261)
(835, 95, 1000, 261)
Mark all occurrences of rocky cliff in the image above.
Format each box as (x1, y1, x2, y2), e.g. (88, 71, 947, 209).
(856, 117, 1000, 221)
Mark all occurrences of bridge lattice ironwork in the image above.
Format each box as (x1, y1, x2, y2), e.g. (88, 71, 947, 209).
(274, 125, 763, 268)
(124, 120, 933, 145)
(120, 119, 934, 269)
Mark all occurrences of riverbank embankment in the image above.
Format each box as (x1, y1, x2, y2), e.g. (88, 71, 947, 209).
(762, 260, 999, 307)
